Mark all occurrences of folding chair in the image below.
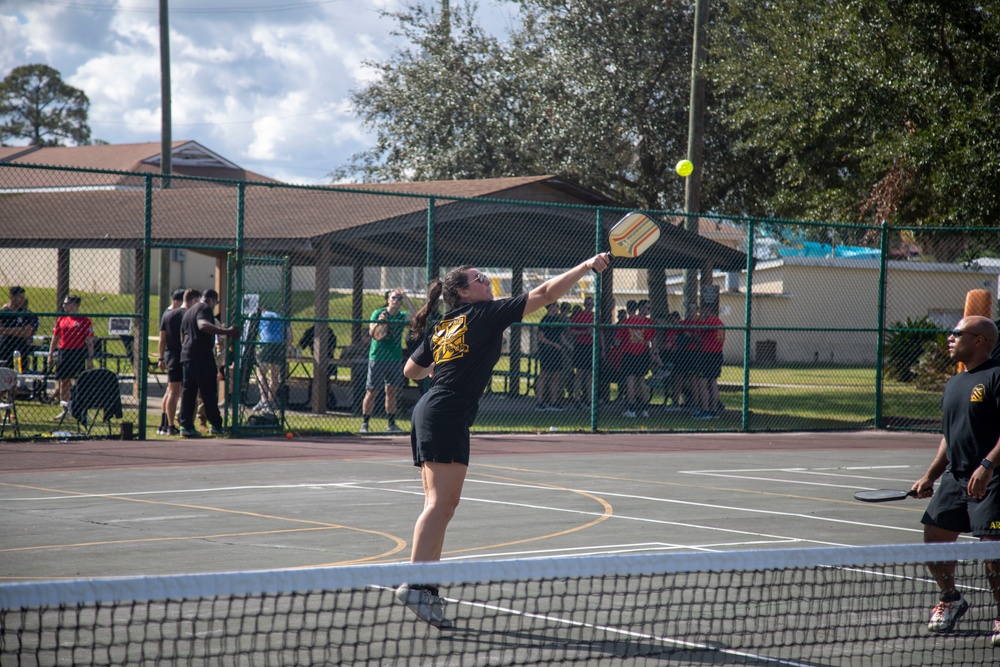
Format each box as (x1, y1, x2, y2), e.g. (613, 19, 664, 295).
(57, 368, 123, 436)
(0, 367, 19, 437)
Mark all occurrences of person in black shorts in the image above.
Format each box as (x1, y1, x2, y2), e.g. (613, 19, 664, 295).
(178, 289, 239, 438)
(912, 316, 1000, 642)
(394, 253, 611, 628)
(156, 288, 191, 435)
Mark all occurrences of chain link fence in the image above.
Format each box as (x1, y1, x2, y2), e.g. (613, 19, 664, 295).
(1, 163, 997, 440)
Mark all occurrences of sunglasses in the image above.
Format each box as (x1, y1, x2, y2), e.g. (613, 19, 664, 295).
(949, 329, 981, 339)
(389, 295, 403, 301)
(470, 273, 489, 285)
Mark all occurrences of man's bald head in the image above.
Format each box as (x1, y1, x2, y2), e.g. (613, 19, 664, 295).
(959, 316, 998, 349)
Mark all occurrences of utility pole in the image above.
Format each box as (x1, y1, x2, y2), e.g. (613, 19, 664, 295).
(158, 0, 172, 314)
(683, 0, 708, 318)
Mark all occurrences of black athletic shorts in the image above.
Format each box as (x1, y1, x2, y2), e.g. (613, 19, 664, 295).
(410, 388, 477, 467)
(55, 348, 87, 380)
(921, 470, 1000, 537)
(163, 350, 183, 382)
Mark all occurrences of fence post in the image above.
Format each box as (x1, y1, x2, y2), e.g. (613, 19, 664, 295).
(741, 219, 754, 431)
(230, 182, 246, 432)
(425, 197, 435, 284)
(874, 220, 889, 429)
(137, 174, 153, 440)
(590, 209, 604, 431)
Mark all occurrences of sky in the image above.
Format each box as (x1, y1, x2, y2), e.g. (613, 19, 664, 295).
(0, 0, 517, 185)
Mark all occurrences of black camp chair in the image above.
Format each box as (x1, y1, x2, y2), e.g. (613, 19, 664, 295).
(57, 368, 123, 436)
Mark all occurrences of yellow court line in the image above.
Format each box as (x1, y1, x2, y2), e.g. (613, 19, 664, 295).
(357, 461, 616, 563)
(442, 470, 615, 557)
(0, 481, 408, 564)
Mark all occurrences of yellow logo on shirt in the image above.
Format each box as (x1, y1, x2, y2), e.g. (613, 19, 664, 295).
(971, 384, 986, 402)
(433, 316, 469, 364)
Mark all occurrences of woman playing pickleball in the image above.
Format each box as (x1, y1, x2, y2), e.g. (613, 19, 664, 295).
(395, 254, 610, 627)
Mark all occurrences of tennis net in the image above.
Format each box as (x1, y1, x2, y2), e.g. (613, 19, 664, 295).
(2, 542, 998, 666)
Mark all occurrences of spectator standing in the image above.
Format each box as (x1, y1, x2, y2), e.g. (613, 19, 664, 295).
(569, 296, 597, 409)
(178, 289, 239, 438)
(361, 289, 412, 434)
(615, 300, 659, 418)
(0, 286, 39, 369)
(156, 288, 189, 435)
(698, 304, 726, 418)
(255, 305, 291, 411)
(49, 295, 95, 420)
(679, 305, 703, 418)
(534, 301, 568, 411)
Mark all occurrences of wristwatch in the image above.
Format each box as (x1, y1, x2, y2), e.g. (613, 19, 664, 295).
(981, 458, 994, 470)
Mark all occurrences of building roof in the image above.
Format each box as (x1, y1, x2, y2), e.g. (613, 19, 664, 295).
(0, 139, 748, 273)
(0, 173, 748, 272)
(0, 140, 277, 189)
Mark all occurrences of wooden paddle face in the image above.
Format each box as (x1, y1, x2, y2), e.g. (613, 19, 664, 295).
(608, 212, 660, 258)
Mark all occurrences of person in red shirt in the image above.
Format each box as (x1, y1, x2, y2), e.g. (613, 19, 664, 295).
(614, 299, 659, 417)
(49, 295, 95, 420)
(698, 303, 726, 418)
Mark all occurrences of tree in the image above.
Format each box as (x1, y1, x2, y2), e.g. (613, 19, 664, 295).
(342, 1, 704, 210)
(709, 0, 1000, 257)
(0, 64, 91, 146)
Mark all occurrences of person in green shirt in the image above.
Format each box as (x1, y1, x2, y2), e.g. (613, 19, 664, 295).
(361, 289, 412, 433)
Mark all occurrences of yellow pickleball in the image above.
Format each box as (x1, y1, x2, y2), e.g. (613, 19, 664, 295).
(676, 159, 694, 177)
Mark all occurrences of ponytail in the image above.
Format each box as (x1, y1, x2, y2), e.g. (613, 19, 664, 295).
(409, 266, 473, 339)
(410, 280, 443, 339)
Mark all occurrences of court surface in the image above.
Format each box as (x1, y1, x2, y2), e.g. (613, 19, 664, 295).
(0, 430, 949, 579)
(6, 429, 1000, 666)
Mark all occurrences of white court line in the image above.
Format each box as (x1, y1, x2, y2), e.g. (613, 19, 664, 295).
(380, 584, 823, 667)
(682, 466, 912, 473)
(4, 476, 923, 545)
(0, 482, 380, 502)
(443, 539, 801, 561)
(347, 481, 912, 549)
(461, 478, 925, 537)
(674, 471, 893, 491)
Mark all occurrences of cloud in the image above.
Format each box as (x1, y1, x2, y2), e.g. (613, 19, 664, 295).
(1, 1, 521, 183)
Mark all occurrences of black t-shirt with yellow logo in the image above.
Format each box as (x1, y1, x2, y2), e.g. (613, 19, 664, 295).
(942, 358, 1000, 476)
(410, 294, 528, 410)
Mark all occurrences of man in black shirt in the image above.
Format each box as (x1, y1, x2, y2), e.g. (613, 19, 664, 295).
(0, 286, 38, 368)
(912, 316, 1000, 642)
(178, 289, 239, 437)
(157, 289, 194, 435)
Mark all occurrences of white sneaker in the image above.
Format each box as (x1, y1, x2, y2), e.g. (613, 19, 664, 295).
(395, 583, 453, 628)
(359, 423, 369, 434)
(386, 423, 404, 434)
(928, 594, 969, 633)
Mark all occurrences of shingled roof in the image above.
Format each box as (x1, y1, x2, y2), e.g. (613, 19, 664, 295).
(0, 140, 277, 189)
(0, 142, 747, 272)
